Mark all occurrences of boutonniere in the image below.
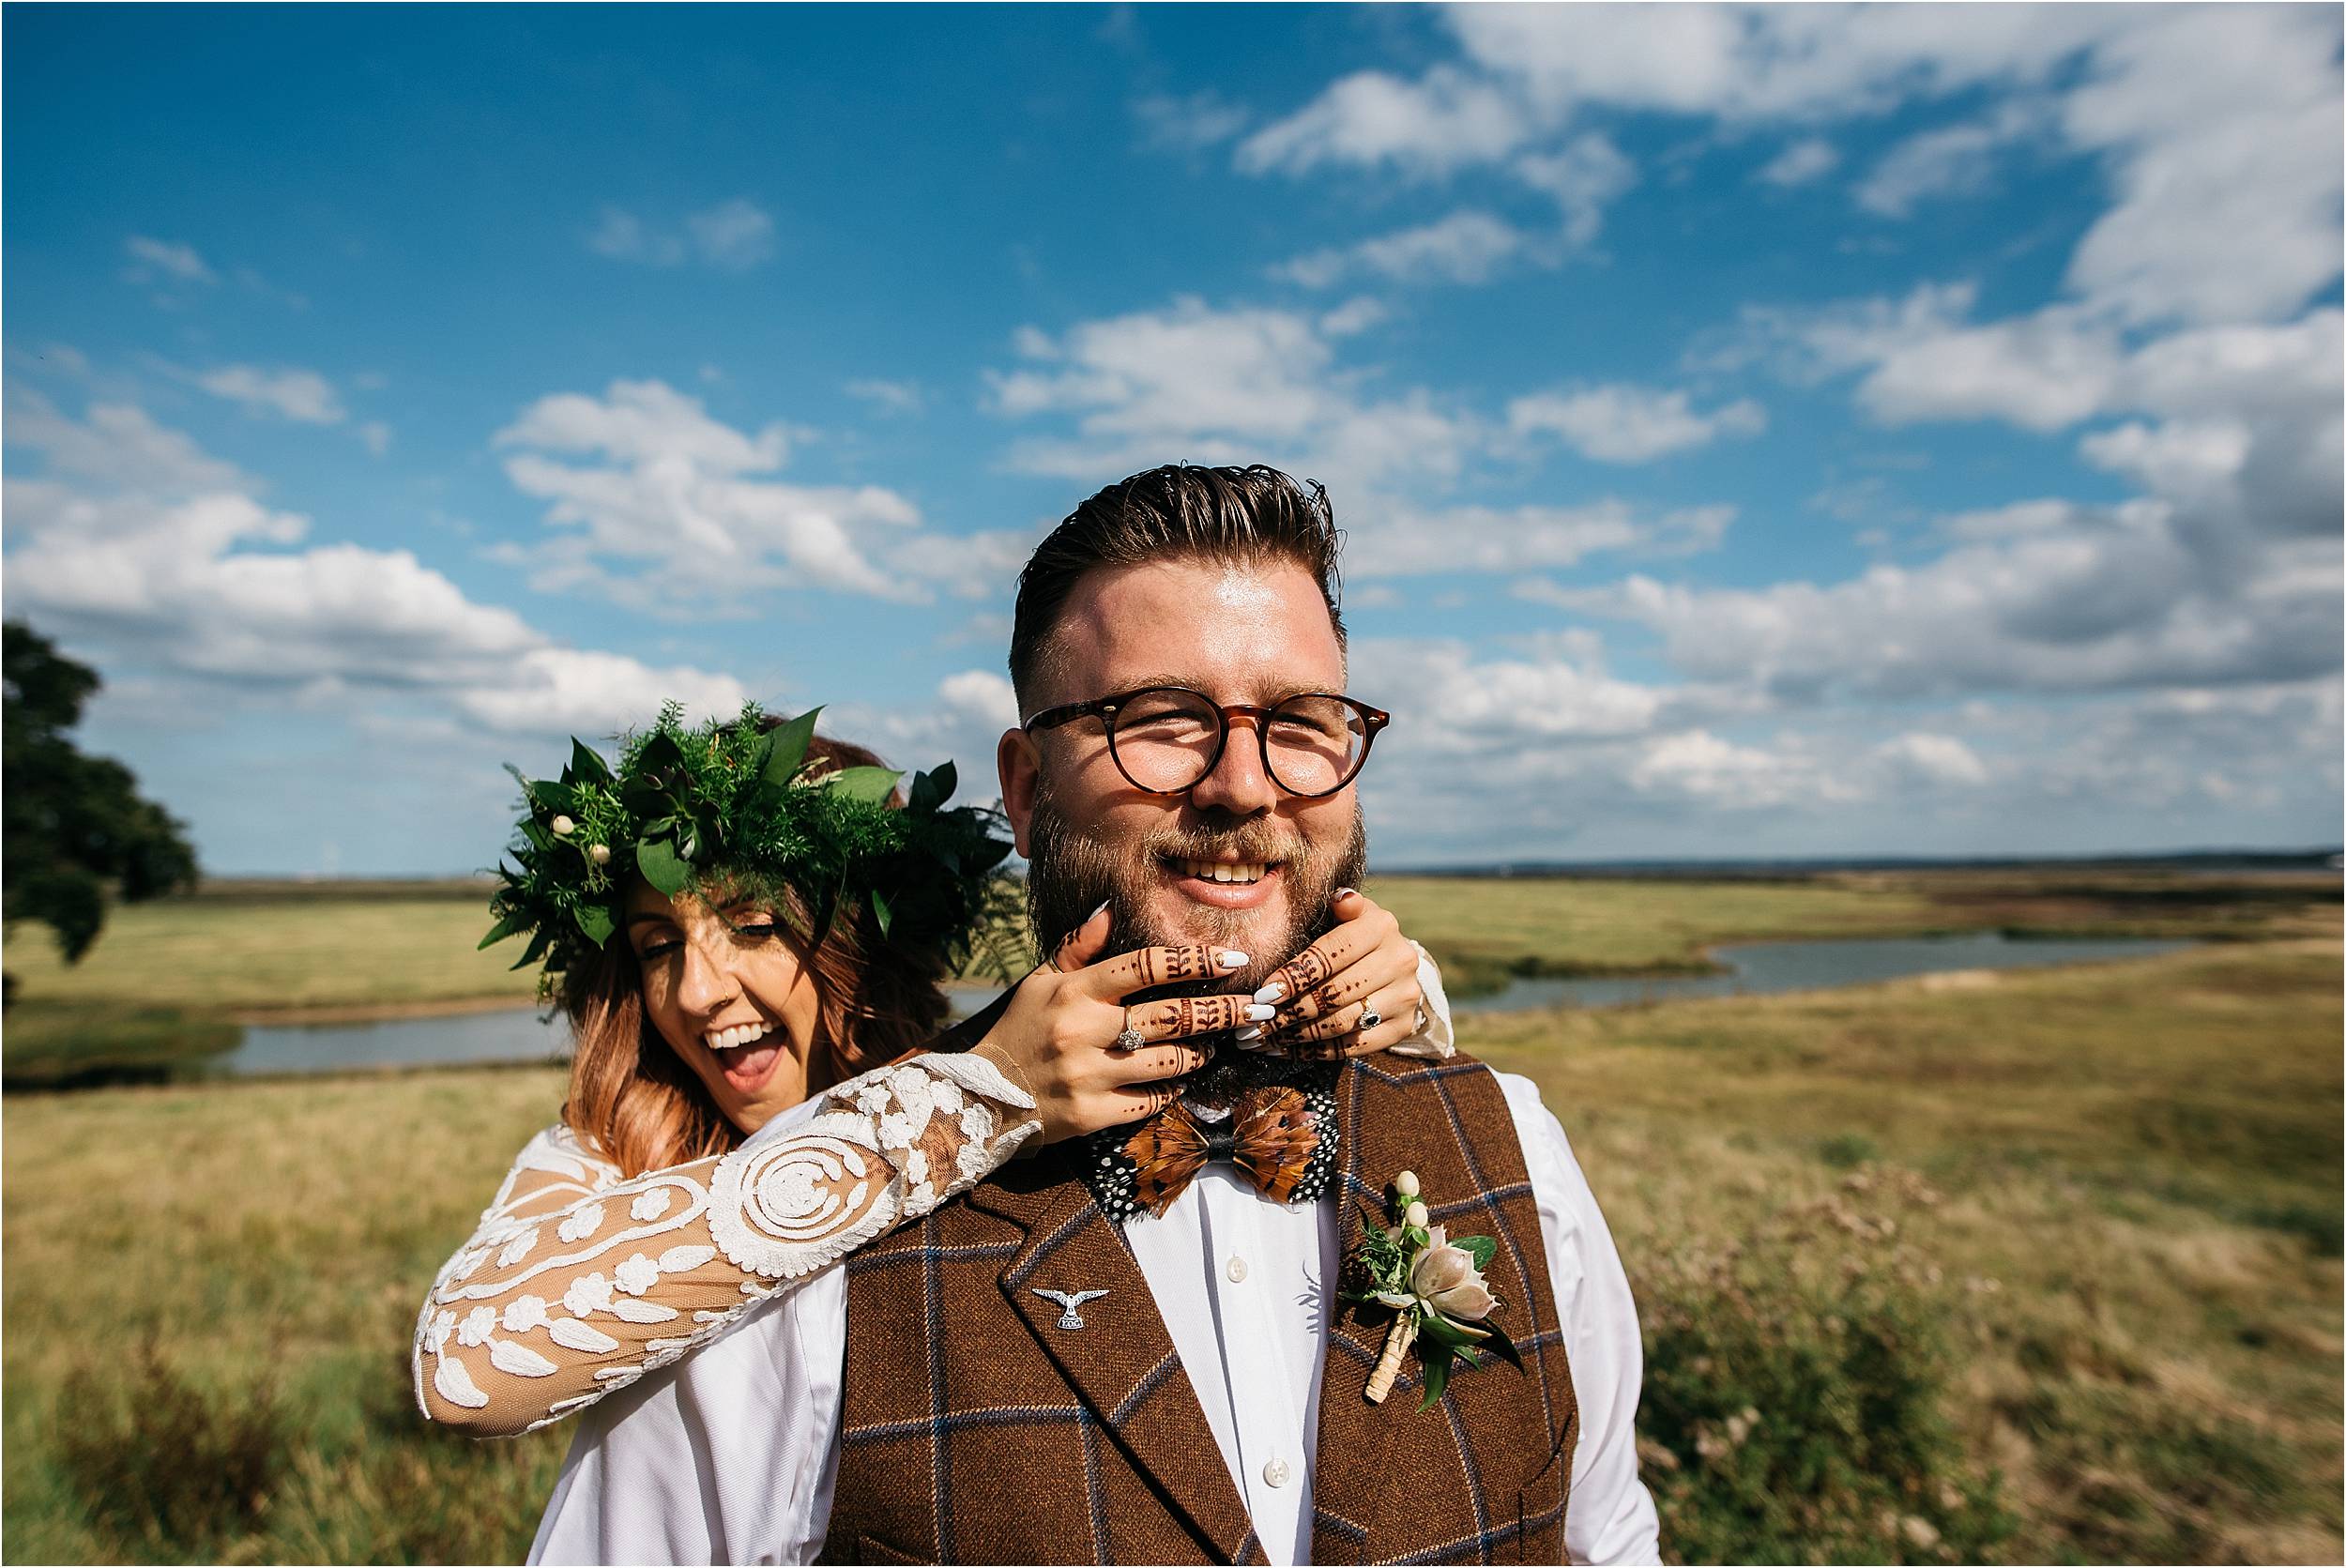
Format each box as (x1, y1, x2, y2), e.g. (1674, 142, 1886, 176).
(1343, 1170, 1525, 1409)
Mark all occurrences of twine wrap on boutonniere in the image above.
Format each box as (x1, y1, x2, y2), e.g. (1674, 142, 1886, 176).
(480, 701, 1021, 999)
(1343, 1169, 1526, 1409)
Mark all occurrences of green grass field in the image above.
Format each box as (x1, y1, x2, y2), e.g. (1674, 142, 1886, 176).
(2, 871, 2337, 1560)
(4, 901, 2338, 1562)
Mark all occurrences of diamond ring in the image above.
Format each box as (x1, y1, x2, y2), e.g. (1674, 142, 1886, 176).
(1360, 1007, 1381, 1030)
(1113, 1013, 1146, 1052)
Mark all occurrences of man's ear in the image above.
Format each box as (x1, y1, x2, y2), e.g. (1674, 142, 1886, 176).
(997, 727, 1041, 857)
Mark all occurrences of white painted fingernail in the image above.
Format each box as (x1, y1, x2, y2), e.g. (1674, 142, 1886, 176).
(1335, 887, 1358, 899)
(1244, 1003, 1276, 1022)
(1253, 982, 1285, 1004)
(1235, 1026, 1265, 1043)
(1216, 950, 1249, 969)
(1088, 899, 1111, 921)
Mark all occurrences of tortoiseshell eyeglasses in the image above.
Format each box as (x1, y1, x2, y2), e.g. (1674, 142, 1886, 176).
(1023, 685, 1390, 799)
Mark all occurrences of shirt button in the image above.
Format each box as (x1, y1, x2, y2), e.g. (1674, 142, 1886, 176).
(1262, 1457, 1290, 1488)
(1226, 1256, 1248, 1283)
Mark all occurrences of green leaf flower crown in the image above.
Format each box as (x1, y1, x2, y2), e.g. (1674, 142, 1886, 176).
(481, 701, 1016, 997)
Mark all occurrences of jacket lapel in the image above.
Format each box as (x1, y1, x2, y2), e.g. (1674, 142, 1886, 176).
(1309, 1060, 1434, 1563)
(965, 1153, 1262, 1564)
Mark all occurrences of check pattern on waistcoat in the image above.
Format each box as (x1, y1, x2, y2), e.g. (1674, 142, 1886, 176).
(819, 1052, 1577, 1567)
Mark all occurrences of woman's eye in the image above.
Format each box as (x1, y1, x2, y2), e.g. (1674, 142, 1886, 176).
(732, 922, 781, 941)
(634, 939, 680, 961)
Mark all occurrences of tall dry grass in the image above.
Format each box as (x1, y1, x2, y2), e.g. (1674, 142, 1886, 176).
(2, 910, 2337, 1561)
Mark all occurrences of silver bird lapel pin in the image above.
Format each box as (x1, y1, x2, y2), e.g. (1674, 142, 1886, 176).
(1031, 1287, 1109, 1330)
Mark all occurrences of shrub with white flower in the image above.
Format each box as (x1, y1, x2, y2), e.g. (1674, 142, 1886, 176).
(1343, 1169, 1525, 1409)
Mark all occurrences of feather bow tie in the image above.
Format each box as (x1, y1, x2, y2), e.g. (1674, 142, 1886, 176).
(1078, 1071, 1340, 1222)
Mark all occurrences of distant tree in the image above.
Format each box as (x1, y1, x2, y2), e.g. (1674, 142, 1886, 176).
(3, 622, 199, 972)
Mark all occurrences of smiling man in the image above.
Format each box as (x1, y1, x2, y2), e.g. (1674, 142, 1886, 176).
(532, 465, 1658, 1565)
(838, 466, 1658, 1564)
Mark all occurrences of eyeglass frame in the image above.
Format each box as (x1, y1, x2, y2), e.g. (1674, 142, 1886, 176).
(1020, 684, 1392, 799)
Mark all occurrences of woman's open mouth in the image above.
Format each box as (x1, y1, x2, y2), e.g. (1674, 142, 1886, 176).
(703, 1020, 784, 1092)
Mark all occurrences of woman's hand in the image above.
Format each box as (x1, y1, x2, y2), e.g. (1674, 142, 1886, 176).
(1243, 889, 1428, 1060)
(970, 906, 1267, 1144)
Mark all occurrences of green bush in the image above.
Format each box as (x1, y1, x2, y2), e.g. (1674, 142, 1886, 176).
(54, 1346, 285, 1553)
(1817, 1133, 1881, 1168)
(1635, 1168, 2016, 1564)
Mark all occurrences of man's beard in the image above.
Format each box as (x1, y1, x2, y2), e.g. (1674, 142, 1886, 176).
(1025, 776, 1368, 1108)
(1024, 772, 1368, 998)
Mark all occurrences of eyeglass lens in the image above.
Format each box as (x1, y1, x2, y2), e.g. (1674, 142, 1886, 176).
(1107, 688, 1368, 796)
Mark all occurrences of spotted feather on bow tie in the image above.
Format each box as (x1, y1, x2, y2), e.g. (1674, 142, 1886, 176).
(1077, 1065, 1339, 1222)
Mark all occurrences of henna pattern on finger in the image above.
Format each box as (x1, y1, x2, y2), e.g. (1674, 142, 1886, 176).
(1280, 948, 1335, 993)
(1132, 944, 1215, 990)
(1136, 994, 1248, 1037)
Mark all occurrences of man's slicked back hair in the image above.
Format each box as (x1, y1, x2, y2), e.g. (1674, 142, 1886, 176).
(1010, 464, 1346, 714)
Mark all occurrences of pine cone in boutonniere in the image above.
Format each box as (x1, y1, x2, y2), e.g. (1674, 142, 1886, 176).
(1341, 1169, 1526, 1410)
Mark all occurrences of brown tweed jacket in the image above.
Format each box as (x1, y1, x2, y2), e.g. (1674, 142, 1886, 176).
(817, 1051, 1578, 1565)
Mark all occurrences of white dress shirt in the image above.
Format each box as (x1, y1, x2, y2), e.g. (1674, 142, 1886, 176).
(530, 1062, 1661, 1566)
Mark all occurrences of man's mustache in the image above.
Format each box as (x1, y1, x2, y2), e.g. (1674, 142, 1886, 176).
(1137, 822, 1312, 866)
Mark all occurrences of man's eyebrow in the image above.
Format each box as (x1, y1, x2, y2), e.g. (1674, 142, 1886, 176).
(622, 912, 675, 929)
(1105, 675, 1333, 704)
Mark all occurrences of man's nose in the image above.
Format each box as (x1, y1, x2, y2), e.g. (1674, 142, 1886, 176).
(675, 940, 738, 1016)
(1187, 717, 1279, 815)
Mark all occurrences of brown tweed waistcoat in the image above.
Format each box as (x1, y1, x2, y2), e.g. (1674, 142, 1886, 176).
(817, 1052, 1578, 1566)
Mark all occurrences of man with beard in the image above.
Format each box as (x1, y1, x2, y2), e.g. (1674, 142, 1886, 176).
(533, 464, 1658, 1565)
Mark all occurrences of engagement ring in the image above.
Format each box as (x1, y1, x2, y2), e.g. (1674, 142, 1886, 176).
(1113, 1014, 1147, 1052)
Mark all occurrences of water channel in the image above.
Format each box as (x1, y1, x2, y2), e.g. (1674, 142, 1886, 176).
(220, 933, 2191, 1077)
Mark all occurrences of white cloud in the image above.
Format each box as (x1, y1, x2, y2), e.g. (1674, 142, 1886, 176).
(1630, 730, 1852, 808)
(1854, 99, 2049, 218)
(1237, 64, 1532, 178)
(357, 420, 393, 457)
(199, 364, 347, 424)
(1874, 732, 1988, 786)
(4, 395, 747, 740)
(1756, 137, 1839, 187)
(1755, 282, 2123, 432)
(1276, 210, 1527, 289)
(1352, 499, 1732, 578)
(590, 207, 684, 266)
(686, 198, 777, 271)
(1318, 297, 1391, 338)
(985, 297, 1738, 580)
(1509, 383, 1766, 463)
(845, 378, 924, 416)
(495, 378, 926, 609)
(5, 389, 245, 493)
(589, 199, 776, 270)
(1135, 90, 1249, 152)
(123, 236, 214, 284)
(1512, 132, 1638, 246)
(1240, 6, 2340, 327)
(451, 647, 747, 736)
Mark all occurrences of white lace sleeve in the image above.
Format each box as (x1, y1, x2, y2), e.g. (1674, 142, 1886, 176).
(1388, 939, 1458, 1059)
(412, 1052, 1037, 1437)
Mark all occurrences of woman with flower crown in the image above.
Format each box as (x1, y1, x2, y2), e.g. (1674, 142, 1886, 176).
(414, 703, 1456, 1437)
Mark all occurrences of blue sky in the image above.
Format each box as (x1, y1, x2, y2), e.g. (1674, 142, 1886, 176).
(6, 4, 2339, 875)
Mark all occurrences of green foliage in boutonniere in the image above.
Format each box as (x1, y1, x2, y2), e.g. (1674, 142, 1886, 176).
(1344, 1169, 1526, 1409)
(481, 702, 1020, 997)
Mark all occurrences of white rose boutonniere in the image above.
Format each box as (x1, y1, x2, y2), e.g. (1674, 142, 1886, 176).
(1342, 1169, 1526, 1409)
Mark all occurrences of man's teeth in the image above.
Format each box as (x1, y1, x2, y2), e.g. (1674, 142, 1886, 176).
(706, 1023, 773, 1052)
(1179, 860, 1269, 885)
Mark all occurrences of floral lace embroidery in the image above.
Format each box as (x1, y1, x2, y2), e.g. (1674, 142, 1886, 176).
(412, 1052, 1035, 1437)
